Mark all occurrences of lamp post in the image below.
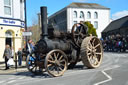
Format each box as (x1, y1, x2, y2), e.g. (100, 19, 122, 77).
(24, 0, 28, 49)
(24, 0, 27, 30)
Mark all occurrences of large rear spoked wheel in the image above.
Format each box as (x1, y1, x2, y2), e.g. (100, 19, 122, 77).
(45, 50, 68, 77)
(81, 36, 103, 68)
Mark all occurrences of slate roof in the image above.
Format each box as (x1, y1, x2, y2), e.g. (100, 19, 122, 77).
(67, 2, 110, 9)
(102, 16, 128, 33)
(48, 2, 110, 19)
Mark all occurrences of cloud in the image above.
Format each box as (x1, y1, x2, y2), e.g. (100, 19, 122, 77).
(112, 10, 128, 20)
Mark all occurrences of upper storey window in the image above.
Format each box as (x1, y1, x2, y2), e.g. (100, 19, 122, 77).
(87, 11, 91, 19)
(4, 0, 12, 15)
(94, 12, 98, 19)
(73, 11, 77, 18)
(80, 11, 84, 18)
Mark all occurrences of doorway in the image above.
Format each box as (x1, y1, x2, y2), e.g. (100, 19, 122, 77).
(5, 30, 13, 48)
(6, 38, 12, 47)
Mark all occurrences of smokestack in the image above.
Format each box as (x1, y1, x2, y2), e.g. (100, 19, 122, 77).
(40, 6, 48, 38)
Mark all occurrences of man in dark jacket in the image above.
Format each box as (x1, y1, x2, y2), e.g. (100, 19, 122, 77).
(3, 45, 12, 70)
(17, 48, 22, 66)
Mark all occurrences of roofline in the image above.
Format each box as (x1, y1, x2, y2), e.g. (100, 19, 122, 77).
(102, 16, 128, 33)
(48, 6, 110, 19)
(48, 7, 67, 19)
(67, 2, 110, 10)
(67, 6, 110, 10)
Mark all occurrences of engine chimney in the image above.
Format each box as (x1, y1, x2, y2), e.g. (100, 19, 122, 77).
(40, 6, 48, 38)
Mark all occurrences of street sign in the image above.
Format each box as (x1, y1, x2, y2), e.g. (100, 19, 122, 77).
(22, 32, 32, 36)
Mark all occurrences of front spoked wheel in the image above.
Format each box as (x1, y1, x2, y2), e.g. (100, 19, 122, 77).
(26, 54, 42, 74)
(45, 50, 68, 77)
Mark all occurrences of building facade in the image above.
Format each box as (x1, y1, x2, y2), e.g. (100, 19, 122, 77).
(0, 0, 25, 61)
(48, 2, 110, 38)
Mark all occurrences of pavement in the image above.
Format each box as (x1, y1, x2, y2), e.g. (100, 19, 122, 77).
(0, 61, 27, 74)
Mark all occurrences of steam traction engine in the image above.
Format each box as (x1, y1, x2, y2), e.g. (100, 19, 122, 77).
(26, 7, 103, 77)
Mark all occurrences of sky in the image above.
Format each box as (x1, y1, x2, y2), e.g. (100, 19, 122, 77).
(26, 0, 128, 26)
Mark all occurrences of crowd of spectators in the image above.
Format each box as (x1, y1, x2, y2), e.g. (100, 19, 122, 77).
(101, 34, 128, 52)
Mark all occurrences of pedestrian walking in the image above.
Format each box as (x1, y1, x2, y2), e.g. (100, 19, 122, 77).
(3, 45, 12, 70)
(17, 48, 22, 66)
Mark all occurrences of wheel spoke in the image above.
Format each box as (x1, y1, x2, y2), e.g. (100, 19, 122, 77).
(60, 63, 65, 67)
(57, 67, 60, 74)
(48, 65, 55, 71)
(56, 53, 59, 59)
(49, 55, 54, 60)
(89, 55, 93, 60)
(87, 52, 91, 56)
(48, 60, 55, 63)
(59, 55, 63, 61)
(95, 43, 100, 48)
(92, 38, 96, 46)
(90, 58, 94, 64)
(58, 67, 63, 71)
(60, 59, 66, 63)
(95, 52, 102, 55)
(87, 47, 92, 51)
(94, 58, 98, 65)
(47, 64, 52, 67)
(54, 53, 57, 60)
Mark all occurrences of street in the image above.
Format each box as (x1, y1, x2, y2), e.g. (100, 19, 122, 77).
(0, 52, 128, 85)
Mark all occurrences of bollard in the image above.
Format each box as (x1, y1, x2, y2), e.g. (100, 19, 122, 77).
(15, 53, 17, 69)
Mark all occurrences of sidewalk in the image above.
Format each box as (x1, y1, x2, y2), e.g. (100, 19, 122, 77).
(0, 61, 28, 74)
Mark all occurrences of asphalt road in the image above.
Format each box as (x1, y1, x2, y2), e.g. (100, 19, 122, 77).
(0, 52, 128, 85)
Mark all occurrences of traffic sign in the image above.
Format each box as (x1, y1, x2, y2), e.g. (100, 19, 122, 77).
(22, 32, 32, 36)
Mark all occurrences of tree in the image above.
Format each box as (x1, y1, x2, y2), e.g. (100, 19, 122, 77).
(29, 25, 41, 43)
(83, 21, 97, 37)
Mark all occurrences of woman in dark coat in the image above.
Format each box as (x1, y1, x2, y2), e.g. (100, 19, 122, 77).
(3, 45, 12, 70)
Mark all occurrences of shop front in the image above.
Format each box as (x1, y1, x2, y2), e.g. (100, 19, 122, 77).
(0, 17, 24, 61)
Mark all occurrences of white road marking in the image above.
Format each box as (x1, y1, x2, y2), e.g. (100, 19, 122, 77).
(17, 76, 26, 80)
(94, 71, 112, 85)
(94, 65, 120, 85)
(7, 80, 16, 84)
(0, 80, 5, 84)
